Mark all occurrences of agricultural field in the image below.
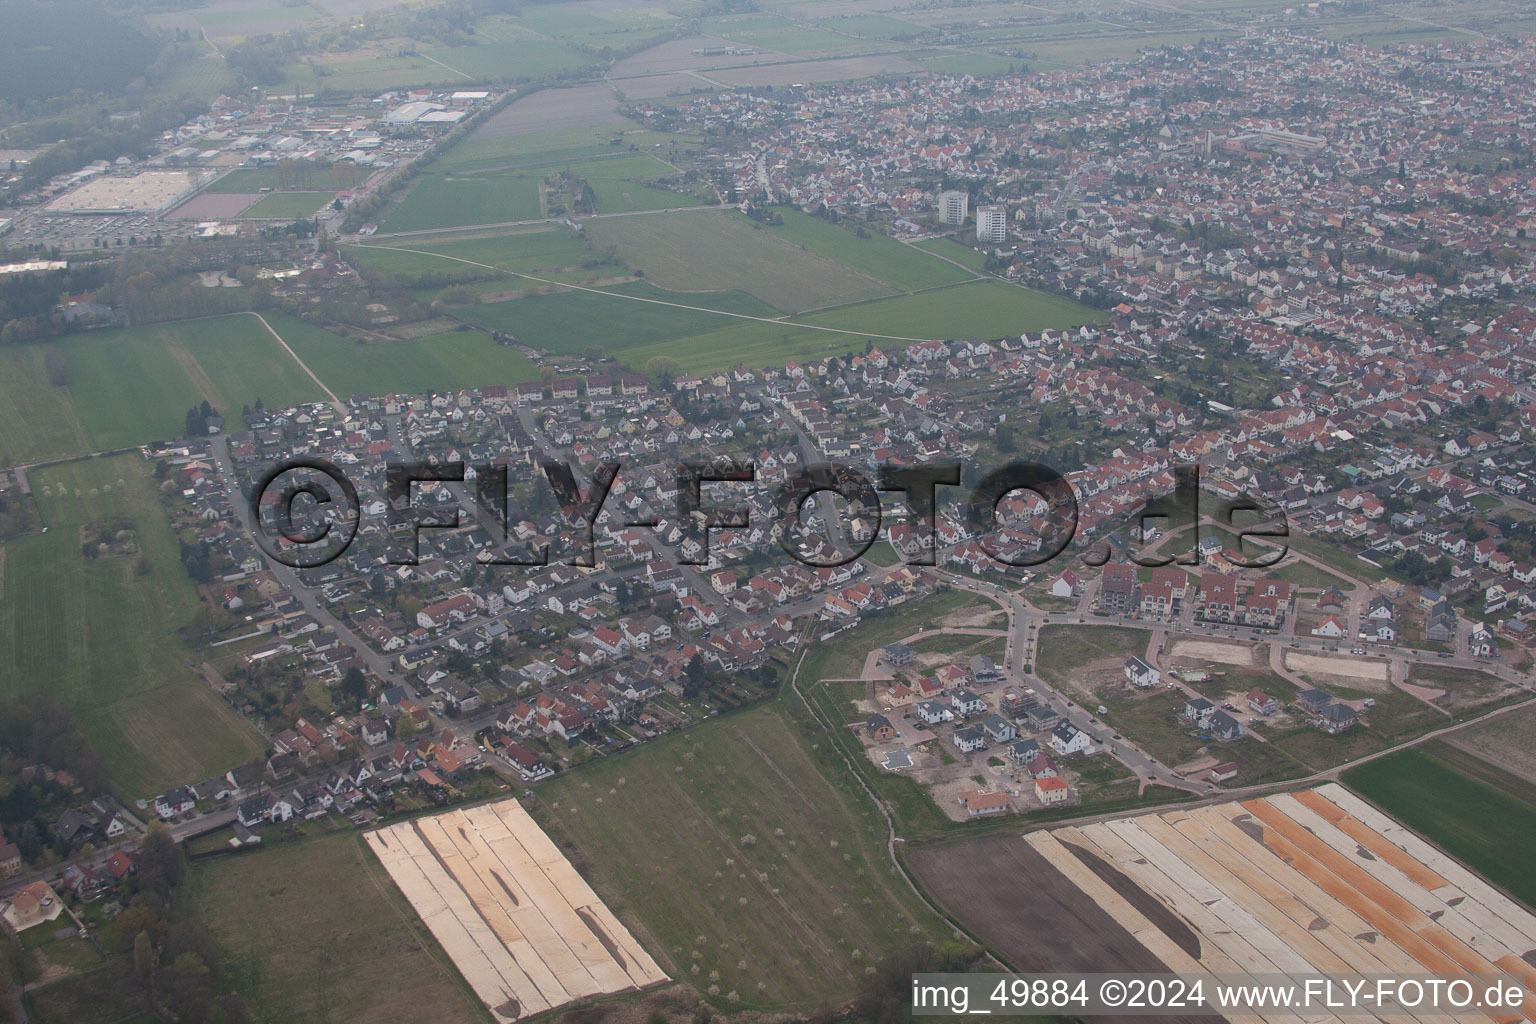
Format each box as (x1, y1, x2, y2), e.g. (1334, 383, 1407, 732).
(455, 281, 779, 356)
(907, 833, 1186, 982)
(379, 168, 544, 233)
(582, 210, 894, 313)
(707, 13, 900, 57)
(436, 115, 682, 176)
(979, 785, 1536, 998)
(565, 154, 704, 214)
(208, 164, 365, 194)
(186, 832, 485, 1024)
(912, 51, 1026, 76)
(0, 316, 325, 464)
(1343, 743, 1536, 909)
(618, 319, 886, 376)
(913, 237, 990, 272)
(239, 191, 337, 220)
(755, 209, 976, 293)
(446, 263, 1101, 375)
(0, 345, 92, 466)
(292, 57, 457, 96)
(527, 700, 948, 1010)
(800, 280, 1103, 339)
(1443, 701, 1536, 784)
(260, 312, 542, 397)
(350, 226, 599, 277)
(0, 455, 265, 796)
(419, 40, 595, 80)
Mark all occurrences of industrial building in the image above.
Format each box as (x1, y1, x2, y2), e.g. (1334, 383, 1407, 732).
(45, 170, 209, 215)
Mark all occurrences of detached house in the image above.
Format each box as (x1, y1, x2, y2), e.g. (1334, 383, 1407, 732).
(1049, 722, 1092, 756)
(1123, 656, 1161, 689)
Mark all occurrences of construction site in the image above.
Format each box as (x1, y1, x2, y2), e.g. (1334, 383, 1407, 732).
(1038, 785, 1536, 1023)
(913, 784, 1536, 1024)
(365, 798, 668, 1021)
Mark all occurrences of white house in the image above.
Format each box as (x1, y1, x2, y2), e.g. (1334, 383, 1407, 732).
(1050, 569, 1079, 599)
(1049, 722, 1092, 756)
(1123, 656, 1161, 689)
(953, 725, 987, 753)
(951, 689, 985, 717)
(915, 700, 953, 725)
(1312, 614, 1346, 638)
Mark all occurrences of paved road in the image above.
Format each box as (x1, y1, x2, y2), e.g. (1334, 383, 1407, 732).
(209, 435, 413, 693)
(936, 570, 1213, 794)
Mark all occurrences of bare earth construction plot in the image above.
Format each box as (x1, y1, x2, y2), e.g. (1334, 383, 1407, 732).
(1037, 786, 1536, 1020)
(366, 798, 667, 1021)
(917, 784, 1536, 1023)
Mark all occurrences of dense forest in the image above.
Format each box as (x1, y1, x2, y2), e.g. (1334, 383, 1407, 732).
(0, 2, 160, 112)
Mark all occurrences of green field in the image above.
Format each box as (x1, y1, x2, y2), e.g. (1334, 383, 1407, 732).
(584, 209, 894, 313)
(913, 51, 1026, 76)
(263, 312, 541, 396)
(379, 153, 698, 234)
(757, 208, 976, 293)
(0, 455, 265, 796)
(379, 168, 543, 233)
(802, 280, 1101, 339)
(528, 700, 947, 1009)
(351, 226, 598, 277)
(394, 233, 1102, 374)
(565, 154, 703, 214)
(209, 164, 365, 194)
(186, 832, 484, 1024)
(455, 280, 779, 355)
(709, 14, 875, 56)
(619, 318, 882, 375)
(1343, 744, 1536, 910)
(0, 316, 326, 464)
(812, 13, 929, 39)
(433, 123, 684, 175)
(282, 56, 462, 97)
(915, 236, 990, 272)
(238, 192, 336, 220)
(421, 40, 595, 80)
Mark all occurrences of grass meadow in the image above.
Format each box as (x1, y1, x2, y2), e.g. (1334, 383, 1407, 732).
(0, 455, 265, 796)
(186, 832, 485, 1024)
(350, 226, 597, 276)
(1343, 743, 1536, 910)
(527, 700, 947, 1010)
(0, 316, 325, 464)
(262, 312, 542, 396)
(239, 191, 336, 220)
(757, 208, 976, 292)
(583, 210, 894, 313)
(379, 169, 544, 233)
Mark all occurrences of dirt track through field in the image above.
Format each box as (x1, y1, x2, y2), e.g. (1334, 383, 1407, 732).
(348, 242, 971, 345)
(161, 330, 223, 410)
(246, 312, 346, 415)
